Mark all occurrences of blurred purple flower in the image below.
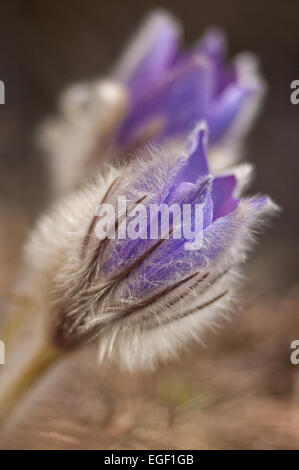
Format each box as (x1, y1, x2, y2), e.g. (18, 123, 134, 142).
(36, 124, 276, 368)
(39, 10, 265, 195)
(113, 10, 264, 149)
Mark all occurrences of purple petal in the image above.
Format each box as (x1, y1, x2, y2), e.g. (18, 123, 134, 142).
(207, 85, 254, 142)
(212, 174, 238, 220)
(249, 196, 277, 213)
(198, 29, 239, 97)
(198, 28, 226, 65)
(250, 196, 269, 209)
(174, 125, 210, 185)
(128, 178, 213, 290)
(116, 55, 214, 145)
(113, 10, 180, 104)
(130, 204, 238, 297)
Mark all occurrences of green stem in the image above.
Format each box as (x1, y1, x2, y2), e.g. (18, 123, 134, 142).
(0, 342, 62, 426)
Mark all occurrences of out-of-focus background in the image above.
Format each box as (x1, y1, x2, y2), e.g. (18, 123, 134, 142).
(0, 0, 299, 449)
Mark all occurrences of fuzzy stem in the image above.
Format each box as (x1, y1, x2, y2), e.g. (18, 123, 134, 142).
(0, 341, 62, 426)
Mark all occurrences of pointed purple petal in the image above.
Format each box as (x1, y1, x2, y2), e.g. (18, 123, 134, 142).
(212, 174, 238, 220)
(198, 28, 226, 65)
(207, 85, 255, 142)
(113, 11, 180, 104)
(175, 125, 210, 184)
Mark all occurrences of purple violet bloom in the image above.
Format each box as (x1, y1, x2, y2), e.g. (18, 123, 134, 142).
(113, 10, 264, 150)
(99, 125, 271, 299)
(29, 13, 274, 370)
(34, 124, 276, 368)
(38, 10, 265, 195)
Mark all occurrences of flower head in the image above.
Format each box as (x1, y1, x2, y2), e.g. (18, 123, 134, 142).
(25, 125, 276, 370)
(39, 10, 265, 194)
(113, 10, 264, 152)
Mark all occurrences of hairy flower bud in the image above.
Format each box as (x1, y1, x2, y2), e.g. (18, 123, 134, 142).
(25, 125, 276, 370)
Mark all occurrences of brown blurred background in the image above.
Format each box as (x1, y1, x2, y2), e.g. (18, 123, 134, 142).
(0, 0, 299, 449)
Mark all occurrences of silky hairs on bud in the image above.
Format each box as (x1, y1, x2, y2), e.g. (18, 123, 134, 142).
(24, 126, 276, 371)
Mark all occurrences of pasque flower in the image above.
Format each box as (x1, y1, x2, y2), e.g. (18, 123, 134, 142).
(0, 13, 272, 427)
(24, 125, 275, 371)
(0, 125, 276, 424)
(39, 10, 264, 194)
(113, 10, 264, 149)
